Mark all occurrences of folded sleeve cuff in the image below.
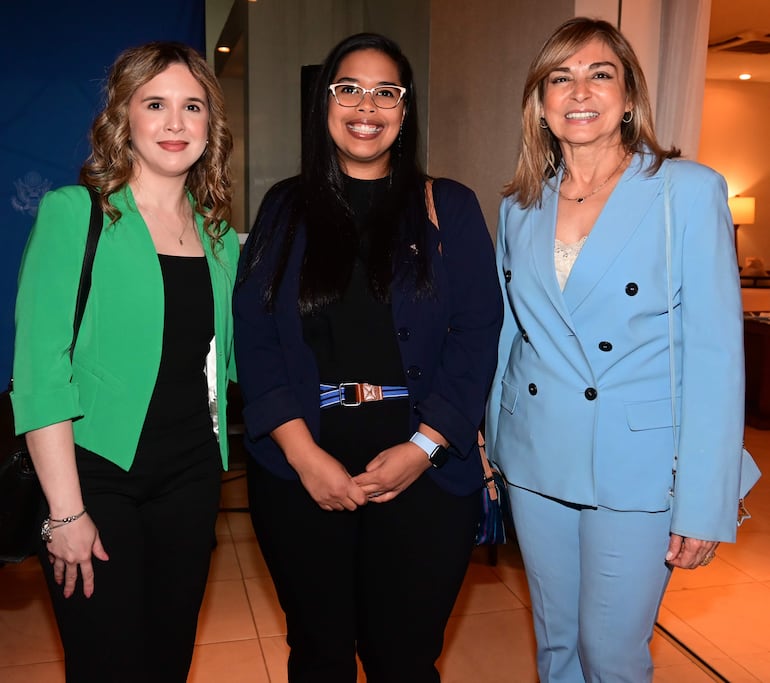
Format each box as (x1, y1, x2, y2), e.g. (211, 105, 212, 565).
(417, 392, 477, 458)
(243, 386, 304, 441)
(10, 384, 82, 435)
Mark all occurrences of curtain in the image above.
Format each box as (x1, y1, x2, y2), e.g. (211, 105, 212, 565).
(655, 0, 712, 159)
(0, 1, 205, 388)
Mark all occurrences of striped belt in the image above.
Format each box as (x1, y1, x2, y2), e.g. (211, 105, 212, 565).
(320, 383, 410, 408)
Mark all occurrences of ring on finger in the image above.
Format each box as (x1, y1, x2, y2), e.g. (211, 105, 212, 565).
(700, 552, 716, 566)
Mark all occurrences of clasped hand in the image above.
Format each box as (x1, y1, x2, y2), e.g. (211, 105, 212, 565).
(297, 442, 431, 511)
(353, 441, 431, 503)
(295, 445, 368, 511)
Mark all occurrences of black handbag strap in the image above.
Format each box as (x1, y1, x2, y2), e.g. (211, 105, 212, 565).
(69, 186, 103, 360)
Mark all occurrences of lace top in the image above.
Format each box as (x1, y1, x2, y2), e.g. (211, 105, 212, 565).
(554, 235, 588, 291)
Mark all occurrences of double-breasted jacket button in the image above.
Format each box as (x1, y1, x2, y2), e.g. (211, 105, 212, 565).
(625, 282, 639, 296)
(598, 341, 613, 352)
(584, 387, 598, 400)
(528, 383, 537, 395)
(397, 327, 410, 341)
(504, 269, 512, 283)
(407, 365, 422, 379)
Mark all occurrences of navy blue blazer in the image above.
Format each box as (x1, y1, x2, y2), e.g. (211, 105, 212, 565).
(487, 154, 754, 542)
(234, 177, 503, 495)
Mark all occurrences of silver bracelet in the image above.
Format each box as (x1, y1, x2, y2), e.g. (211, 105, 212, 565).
(41, 508, 87, 543)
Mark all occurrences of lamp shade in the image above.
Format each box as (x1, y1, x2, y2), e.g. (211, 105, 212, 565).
(728, 196, 756, 225)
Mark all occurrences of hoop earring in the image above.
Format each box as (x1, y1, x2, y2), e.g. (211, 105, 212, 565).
(622, 110, 634, 124)
(539, 117, 549, 129)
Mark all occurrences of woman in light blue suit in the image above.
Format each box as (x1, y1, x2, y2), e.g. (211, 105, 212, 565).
(486, 18, 756, 682)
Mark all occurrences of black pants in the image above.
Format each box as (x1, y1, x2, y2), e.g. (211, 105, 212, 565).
(39, 440, 221, 683)
(248, 459, 480, 683)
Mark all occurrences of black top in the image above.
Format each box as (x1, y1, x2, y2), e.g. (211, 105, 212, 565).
(301, 176, 410, 474)
(139, 255, 216, 454)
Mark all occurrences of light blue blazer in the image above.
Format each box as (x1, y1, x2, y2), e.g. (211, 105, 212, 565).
(487, 153, 748, 542)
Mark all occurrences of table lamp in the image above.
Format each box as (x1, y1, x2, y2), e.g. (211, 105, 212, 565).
(728, 195, 756, 261)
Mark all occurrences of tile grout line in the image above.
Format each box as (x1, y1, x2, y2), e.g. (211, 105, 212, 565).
(227, 508, 278, 683)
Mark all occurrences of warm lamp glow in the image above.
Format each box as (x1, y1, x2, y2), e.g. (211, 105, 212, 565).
(217, 46, 231, 53)
(739, 73, 752, 81)
(728, 196, 756, 226)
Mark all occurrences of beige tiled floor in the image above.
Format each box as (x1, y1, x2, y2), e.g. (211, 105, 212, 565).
(1, 428, 768, 682)
(656, 426, 770, 682)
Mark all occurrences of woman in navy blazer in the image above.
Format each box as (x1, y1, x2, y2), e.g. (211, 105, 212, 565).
(234, 33, 501, 682)
(486, 18, 757, 682)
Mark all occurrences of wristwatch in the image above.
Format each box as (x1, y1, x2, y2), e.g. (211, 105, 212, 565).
(409, 431, 449, 469)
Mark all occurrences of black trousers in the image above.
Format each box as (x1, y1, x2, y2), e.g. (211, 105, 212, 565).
(39, 439, 221, 683)
(247, 458, 481, 683)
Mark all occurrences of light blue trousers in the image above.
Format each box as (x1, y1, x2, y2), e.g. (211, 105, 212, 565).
(511, 486, 673, 683)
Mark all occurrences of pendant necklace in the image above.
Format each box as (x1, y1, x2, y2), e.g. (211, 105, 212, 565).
(176, 213, 195, 246)
(559, 152, 630, 204)
(137, 198, 195, 246)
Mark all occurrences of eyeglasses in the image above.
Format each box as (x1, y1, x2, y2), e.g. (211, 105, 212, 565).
(328, 82, 406, 109)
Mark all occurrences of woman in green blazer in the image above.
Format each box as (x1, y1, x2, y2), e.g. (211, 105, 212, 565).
(11, 42, 238, 683)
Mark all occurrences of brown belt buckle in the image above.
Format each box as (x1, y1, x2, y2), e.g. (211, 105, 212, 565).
(339, 382, 384, 406)
(360, 383, 383, 402)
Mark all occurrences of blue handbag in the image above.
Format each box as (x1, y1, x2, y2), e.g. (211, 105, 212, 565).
(475, 432, 513, 545)
(424, 180, 514, 545)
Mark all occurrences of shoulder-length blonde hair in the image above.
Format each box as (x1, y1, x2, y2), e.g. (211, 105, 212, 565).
(79, 41, 233, 242)
(504, 17, 679, 207)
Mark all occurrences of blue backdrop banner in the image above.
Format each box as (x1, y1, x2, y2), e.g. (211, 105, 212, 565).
(1, 1, 205, 390)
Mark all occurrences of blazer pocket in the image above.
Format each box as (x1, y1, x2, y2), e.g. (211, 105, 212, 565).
(625, 397, 680, 431)
(71, 360, 126, 420)
(72, 359, 125, 391)
(500, 379, 519, 415)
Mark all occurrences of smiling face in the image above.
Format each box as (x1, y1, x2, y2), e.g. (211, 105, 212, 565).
(128, 62, 209, 183)
(327, 48, 405, 179)
(542, 37, 630, 151)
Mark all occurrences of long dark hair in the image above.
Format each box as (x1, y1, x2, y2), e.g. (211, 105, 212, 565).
(241, 32, 430, 312)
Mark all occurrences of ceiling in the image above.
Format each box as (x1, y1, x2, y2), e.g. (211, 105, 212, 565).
(707, 0, 770, 82)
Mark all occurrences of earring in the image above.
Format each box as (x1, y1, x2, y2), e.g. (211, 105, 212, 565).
(539, 117, 549, 129)
(622, 110, 634, 124)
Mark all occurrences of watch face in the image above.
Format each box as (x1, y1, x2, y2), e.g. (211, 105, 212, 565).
(429, 445, 449, 468)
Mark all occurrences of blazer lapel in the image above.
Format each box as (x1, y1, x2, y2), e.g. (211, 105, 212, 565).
(562, 154, 663, 313)
(531, 173, 575, 330)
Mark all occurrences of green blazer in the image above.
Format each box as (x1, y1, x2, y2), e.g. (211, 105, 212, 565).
(11, 185, 239, 470)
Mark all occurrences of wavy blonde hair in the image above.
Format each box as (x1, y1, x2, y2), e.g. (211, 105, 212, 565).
(504, 17, 678, 207)
(79, 41, 233, 242)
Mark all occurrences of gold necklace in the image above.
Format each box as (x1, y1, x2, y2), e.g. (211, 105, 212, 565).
(559, 152, 630, 204)
(139, 201, 194, 245)
(176, 213, 196, 246)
